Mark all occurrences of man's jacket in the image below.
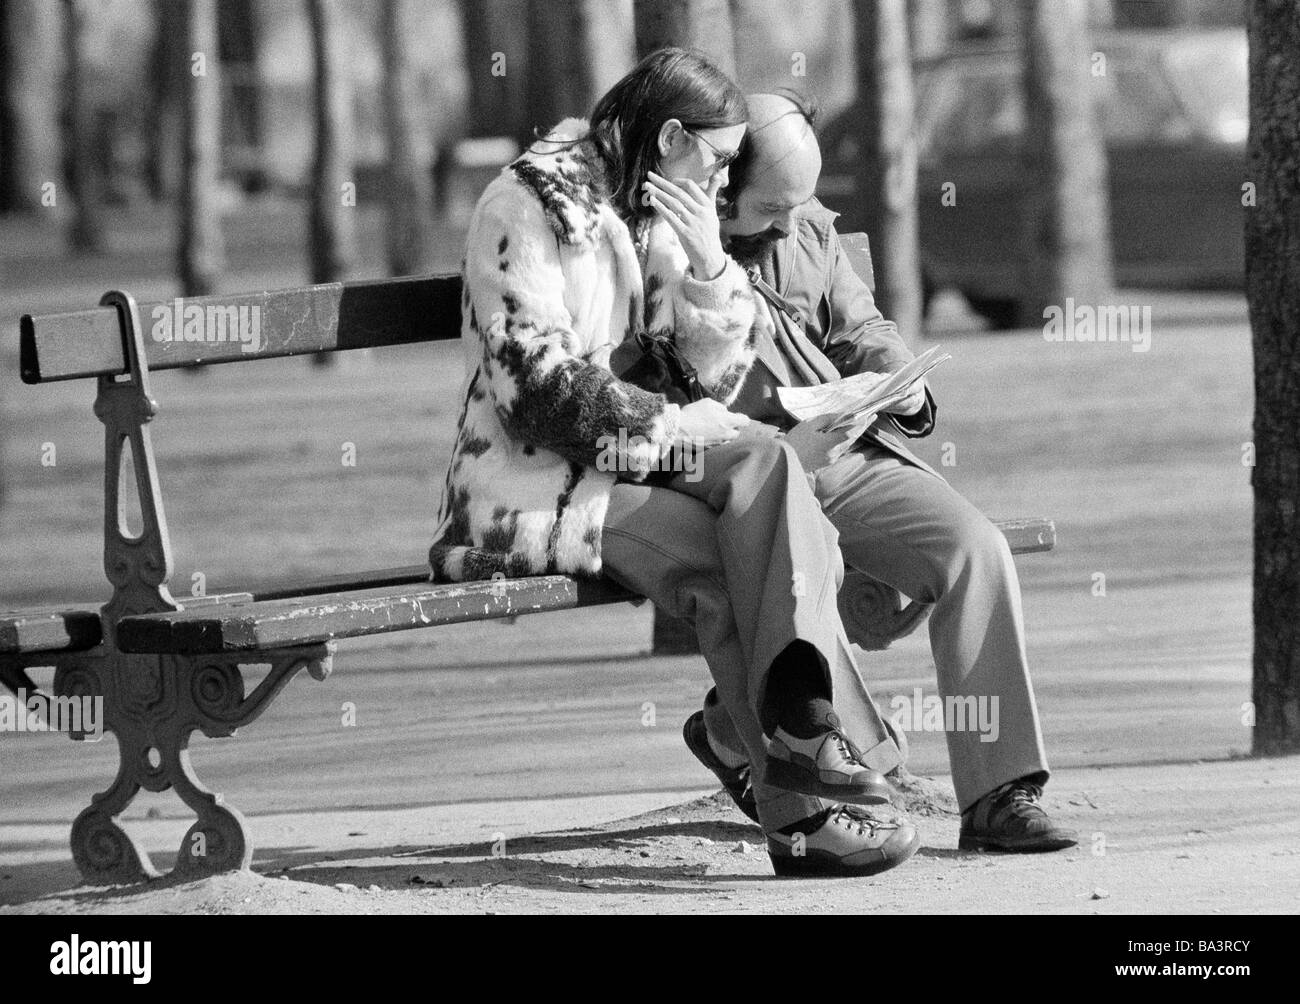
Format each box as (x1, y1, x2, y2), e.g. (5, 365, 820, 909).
(728, 199, 940, 477)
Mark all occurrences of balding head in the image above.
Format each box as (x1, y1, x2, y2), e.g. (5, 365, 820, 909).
(720, 93, 822, 260)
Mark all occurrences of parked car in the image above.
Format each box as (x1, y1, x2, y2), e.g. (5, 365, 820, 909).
(818, 29, 1248, 327)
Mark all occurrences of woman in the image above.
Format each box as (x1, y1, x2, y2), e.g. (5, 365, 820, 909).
(430, 49, 918, 877)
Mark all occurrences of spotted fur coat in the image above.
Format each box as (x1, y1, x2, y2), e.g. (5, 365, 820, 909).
(429, 118, 769, 581)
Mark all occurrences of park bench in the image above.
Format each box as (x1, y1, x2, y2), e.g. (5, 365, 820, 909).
(3, 235, 1056, 885)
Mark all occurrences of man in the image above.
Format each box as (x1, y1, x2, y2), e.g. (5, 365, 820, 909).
(681, 92, 1077, 853)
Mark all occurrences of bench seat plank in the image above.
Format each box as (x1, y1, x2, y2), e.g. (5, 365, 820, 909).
(117, 576, 640, 654)
(231, 519, 1055, 601)
(240, 565, 430, 601)
(993, 517, 1056, 554)
(0, 608, 103, 655)
(118, 517, 1054, 656)
(0, 593, 256, 657)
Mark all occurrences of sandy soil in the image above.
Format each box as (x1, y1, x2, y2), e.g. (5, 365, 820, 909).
(3, 758, 1296, 914)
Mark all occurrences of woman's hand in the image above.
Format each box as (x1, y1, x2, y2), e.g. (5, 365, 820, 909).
(643, 171, 728, 280)
(783, 413, 871, 474)
(675, 397, 749, 448)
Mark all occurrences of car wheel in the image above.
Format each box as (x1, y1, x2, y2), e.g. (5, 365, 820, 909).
(965, 293, 1022, 330)
(921, 269, 937, 319)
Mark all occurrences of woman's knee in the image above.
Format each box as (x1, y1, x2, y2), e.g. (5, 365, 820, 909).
(724, 436, 802, 479)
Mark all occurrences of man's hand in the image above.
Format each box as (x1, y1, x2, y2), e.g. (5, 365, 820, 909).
(887, 378, 927, 418)
(783, 413, 872, 474)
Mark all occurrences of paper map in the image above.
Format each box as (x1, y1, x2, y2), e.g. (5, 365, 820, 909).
(776, 345, 952, 431)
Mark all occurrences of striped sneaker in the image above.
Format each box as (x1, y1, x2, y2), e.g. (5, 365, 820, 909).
(764, 715, 893, 805)
(768, 804, 921, 877)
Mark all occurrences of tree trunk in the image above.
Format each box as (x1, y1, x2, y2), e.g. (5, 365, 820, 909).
(306, 0, 357, 285)
(1247, 0, 1300, 755)
(179, 0, 226, 296)
(632, 0, 737, 655)
(221, 0, 267, 192)
(63, 0, 105, 253)
(147, 0, 186, 202)
(455, 0, 529, 142)
(1017, 0, 1112, 326)
(381, 0, 432, 276)
(633, 0, 735, 73)
(0, 0, 63, 215)
(526, 0, 604, 131)
(909, 0, 951, 58)
(854, 0, 923, 346)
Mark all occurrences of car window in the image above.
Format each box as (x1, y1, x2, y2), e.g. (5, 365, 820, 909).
(920, 63, 1022, 157)
(1095, 62, 1192, 144)
(1164, 35, 1248, 144)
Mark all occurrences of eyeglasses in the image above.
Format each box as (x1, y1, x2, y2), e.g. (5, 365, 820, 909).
(686, 128, 740, 174)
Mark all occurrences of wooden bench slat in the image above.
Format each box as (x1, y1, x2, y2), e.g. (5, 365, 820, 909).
(231, 519, 1054, 603)
(5, 520, 1053, 658)
(993, 517, 1056, 554)
(116, 576, 640, 654)
(20, 274, 464, 384)
(117, 517, 1053, 656)
(240, 565, 431, 601)
(0, 608, 103, 656)
(0, 593, 252, 657)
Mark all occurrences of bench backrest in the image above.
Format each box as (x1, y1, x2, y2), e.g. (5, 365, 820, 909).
(21, 235, 875, 384)
(20, 275, 464, 383)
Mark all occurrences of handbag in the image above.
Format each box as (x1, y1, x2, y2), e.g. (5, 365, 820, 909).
(613, 328, 708, 407)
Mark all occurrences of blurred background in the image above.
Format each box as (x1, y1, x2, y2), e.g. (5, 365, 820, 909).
(0, 0, 1247, 322)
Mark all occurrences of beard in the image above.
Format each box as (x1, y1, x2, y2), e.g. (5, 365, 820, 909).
(725, 227, 787, 268)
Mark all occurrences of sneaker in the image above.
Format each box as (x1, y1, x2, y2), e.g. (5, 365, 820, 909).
(764, 715, 893, 805)
(768, 804, 921, 877)
(958, 779, 1079, 852)
(681, 711, 760, 824)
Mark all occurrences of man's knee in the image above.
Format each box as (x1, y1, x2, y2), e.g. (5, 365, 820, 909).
(936, 508, 1015, 592)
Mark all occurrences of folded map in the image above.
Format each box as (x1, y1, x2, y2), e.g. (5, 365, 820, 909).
(776, 345, 952, 432)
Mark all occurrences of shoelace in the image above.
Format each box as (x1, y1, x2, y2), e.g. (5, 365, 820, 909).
(1003, 782, 1044, 809)
(829, 804, 896, 837)
(987, 782, 1048, 826)
(830, 731, 863, 766)
(963, 781, 1046, 826)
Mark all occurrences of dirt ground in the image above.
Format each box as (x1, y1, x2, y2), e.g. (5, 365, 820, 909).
(4, 758, 1297, 914)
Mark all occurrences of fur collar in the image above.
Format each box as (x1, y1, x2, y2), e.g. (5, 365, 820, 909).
(508, 117, 612, 250)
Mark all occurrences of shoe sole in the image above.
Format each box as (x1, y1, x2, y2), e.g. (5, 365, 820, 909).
(681, 714, 761, 825)
(958, 833, 1079, 853)
(764, 755, 893, 806)
(769, 828, 922, 878)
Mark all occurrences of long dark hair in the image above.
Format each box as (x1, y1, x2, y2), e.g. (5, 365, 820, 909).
(586, 48, 747, 223)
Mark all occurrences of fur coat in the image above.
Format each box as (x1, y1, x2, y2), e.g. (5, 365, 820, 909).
(429, 118, 769, 581)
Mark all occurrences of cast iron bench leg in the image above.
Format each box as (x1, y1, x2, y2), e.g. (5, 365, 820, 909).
(53, 643, 335, 884)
